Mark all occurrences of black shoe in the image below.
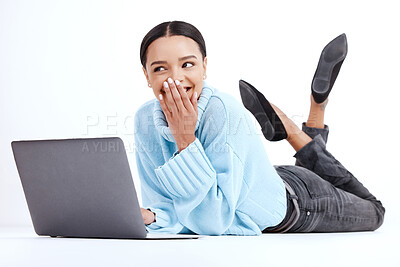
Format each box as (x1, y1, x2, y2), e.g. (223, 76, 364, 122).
(311, 33, 348, 104)
(239, 79, 287, 141)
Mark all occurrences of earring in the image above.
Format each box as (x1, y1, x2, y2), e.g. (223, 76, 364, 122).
(148, 83, 151, 88)
(203, 75, 207, 80)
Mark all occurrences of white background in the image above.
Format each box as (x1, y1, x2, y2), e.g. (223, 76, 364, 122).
(1, 0, 399, 231)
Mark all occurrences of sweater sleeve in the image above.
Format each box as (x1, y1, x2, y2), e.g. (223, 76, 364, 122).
(134, 137, 185, 234)
(154, 116, 244, 235)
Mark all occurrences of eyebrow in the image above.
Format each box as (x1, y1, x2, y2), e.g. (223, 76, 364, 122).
(150, 55, 198, 67)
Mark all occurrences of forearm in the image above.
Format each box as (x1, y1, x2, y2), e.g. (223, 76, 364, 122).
(154, 139, 243, 234)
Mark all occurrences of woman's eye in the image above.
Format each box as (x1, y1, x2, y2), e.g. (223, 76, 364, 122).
(154, 66, 165, 72)
(182, 62, 194, 68)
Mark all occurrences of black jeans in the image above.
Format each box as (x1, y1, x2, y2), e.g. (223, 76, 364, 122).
(264, 123, 385, 233)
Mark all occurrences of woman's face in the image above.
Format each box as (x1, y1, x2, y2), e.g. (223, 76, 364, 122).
(143, 35, 207, 101)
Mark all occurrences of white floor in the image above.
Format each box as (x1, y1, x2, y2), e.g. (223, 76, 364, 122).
(1, 224, 398, 267)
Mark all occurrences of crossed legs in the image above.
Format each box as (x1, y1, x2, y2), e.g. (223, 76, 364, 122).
(269, 95, 385, 232)
(269, 94, 328, 152)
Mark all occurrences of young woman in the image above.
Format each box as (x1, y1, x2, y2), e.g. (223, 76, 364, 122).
(134, 21, 385, 235)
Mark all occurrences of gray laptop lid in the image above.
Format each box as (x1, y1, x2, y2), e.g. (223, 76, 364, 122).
(11, 137, 147, 239)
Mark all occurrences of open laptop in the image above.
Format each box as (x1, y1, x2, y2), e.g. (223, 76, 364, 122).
(11, 137, 199, 240)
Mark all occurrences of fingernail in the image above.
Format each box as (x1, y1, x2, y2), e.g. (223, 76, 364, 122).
(167, 78, 173, 84)
(194, 92, 198, 98)
(159, 94, 163, 100)
(163, 81, 168, 88)
(175, 80, 180, 85)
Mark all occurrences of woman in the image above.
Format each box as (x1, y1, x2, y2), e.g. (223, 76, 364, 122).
(134, 21, 385, 235)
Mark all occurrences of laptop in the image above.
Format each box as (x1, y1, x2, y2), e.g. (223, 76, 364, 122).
(11, 137, 199, 240)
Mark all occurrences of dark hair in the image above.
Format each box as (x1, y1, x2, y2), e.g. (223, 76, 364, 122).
(140, 21, 207, 69)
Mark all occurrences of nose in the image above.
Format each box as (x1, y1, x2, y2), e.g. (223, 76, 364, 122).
(170, 67, 184, 82)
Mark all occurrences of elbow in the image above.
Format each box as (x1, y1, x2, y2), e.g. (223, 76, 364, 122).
(187, 210, 236, 236)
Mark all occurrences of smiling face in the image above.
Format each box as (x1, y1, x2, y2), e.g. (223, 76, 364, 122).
(143, 35, 207, 100)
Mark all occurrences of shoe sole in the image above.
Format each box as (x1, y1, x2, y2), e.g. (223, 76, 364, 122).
(312, 34, 347, 103)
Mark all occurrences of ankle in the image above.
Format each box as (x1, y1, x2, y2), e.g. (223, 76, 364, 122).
(307, 94, 327, 129)
(311, 94, 328, 111)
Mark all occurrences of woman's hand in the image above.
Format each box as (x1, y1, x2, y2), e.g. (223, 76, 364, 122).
(141, 208, 155, 225)
(159, 78, 198, 152)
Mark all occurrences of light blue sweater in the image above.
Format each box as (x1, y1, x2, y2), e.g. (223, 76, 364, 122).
(133, 82, 287, 236)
